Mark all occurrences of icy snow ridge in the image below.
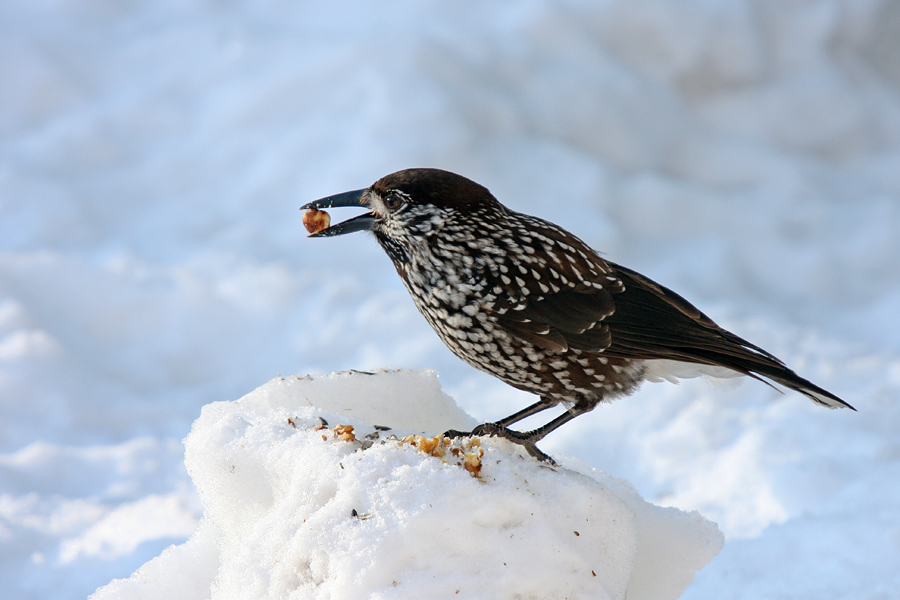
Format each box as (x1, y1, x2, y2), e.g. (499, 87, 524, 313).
(93, 370, 723, 600)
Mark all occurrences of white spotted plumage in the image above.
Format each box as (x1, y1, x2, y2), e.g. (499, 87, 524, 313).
(369, 191, 639, 405)
(309, 168, 853, 449)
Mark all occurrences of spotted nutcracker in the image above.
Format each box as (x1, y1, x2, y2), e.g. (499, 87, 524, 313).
(301, 168, 852, 460)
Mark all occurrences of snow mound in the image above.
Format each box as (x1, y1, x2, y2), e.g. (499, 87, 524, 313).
(92, 370, 722, 600)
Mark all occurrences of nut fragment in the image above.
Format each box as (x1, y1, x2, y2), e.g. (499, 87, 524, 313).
(303, 208, 331, 235)
(333, 424, 356, 442)
(416, 435, 441, 455)
(463, 448, 484, 476)
(400, 434, 484, 478)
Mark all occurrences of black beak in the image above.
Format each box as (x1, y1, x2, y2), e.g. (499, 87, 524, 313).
(300, 188, 376, 237)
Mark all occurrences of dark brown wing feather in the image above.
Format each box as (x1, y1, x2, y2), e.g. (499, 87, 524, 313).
(603, 263, 853, 409)
(497, 281, 617, 352)
(602, 264, 780, 363)
(504, 290, 615, 352)
(499, 318, 569, 352)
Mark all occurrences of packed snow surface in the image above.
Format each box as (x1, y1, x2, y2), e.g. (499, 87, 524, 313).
(92, 370, 723, 600)
(3, 0, 900, 598)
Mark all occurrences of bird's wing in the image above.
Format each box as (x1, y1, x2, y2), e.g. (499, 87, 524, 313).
(497, 289, 616, 352)
(491, 220, 621, 353)
(600, 263, 782, 364)
(495, 249, 852, 409)
(600, 263, 853, 409)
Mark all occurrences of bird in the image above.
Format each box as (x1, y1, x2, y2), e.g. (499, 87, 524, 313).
(301, 168, 853, 460)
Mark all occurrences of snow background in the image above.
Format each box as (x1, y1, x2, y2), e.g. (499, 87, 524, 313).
(2, 0, 899, 598)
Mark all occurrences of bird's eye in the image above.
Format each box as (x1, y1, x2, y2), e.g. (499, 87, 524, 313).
(383, 193, 403, 212)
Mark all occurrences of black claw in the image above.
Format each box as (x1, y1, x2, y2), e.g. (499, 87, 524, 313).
(523, 444, 557, 465)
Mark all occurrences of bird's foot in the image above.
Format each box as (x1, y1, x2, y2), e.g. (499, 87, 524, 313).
(442, 423, 557, 465)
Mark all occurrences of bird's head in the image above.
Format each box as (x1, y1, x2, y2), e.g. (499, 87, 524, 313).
(301, 168, 500, 261)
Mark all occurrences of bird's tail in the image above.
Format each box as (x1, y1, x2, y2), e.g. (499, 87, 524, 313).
(746, 361, 854, 410)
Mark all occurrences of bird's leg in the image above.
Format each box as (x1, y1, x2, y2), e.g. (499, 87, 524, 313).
(506, 409, 582, 445)
(518, 395, 600, 443)
(494, 397, 558, 428)
(471, 413, 577, 464)
(466, 397, 599, 463)
(442, 397, 555, 439)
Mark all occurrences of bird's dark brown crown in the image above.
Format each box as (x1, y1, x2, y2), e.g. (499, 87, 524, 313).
(372, 168, 495, 209)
